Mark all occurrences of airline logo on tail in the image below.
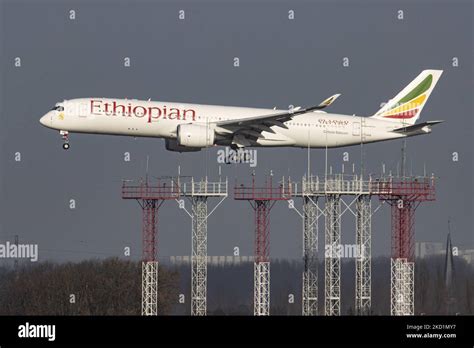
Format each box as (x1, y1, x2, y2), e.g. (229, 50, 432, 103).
(372, 70, 443, 125)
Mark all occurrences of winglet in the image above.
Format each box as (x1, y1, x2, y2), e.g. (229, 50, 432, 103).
(306, 94, 341, 112)
(318, 93, 341, 108)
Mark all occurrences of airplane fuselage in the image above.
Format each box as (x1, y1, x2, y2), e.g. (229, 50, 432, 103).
(40, 98, 409, 149)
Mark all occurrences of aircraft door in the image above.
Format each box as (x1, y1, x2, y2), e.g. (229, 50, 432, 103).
(78, 102, 89, 118)
(352, 121, 361, 136)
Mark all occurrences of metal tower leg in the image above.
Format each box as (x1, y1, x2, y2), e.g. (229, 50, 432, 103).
(391, 202, 416, 316)
(141, 199, 159, 316)
(254, 200, 270, 316)
(191, 197, 208, 316)
(355, 195, 371, 315)
(302, 196, 318, 316)
(325, 195, 341, 316)
(254, 261, 270, 315)
(391, 258, 414, 315)
(391, 202, 415, 262)
(142, 261, 158, 316)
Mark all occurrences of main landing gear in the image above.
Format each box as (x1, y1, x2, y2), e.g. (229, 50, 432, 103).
(60, 130, 70, 150)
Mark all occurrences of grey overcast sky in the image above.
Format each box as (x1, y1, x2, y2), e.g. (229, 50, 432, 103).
(0, 0, 472, 262)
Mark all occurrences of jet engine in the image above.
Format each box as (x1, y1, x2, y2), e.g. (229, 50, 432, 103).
(165, 139, 201, 152)
(177, 124, 215, 148)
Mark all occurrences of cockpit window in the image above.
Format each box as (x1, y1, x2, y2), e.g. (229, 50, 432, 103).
(51, 105, 64, 111)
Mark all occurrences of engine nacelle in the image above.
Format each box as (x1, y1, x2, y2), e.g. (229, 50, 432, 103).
(177, 124, 215, 148)
(165, 139, 201, 152)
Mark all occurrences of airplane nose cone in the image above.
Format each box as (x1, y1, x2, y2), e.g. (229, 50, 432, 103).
(39, 113, 52, 127)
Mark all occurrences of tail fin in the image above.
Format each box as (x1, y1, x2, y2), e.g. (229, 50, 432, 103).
(371, 69, 443, 125)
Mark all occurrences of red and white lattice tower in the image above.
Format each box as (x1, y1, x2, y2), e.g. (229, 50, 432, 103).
(122, 177, 180, 315)
(234, 175, 291, 315)
(377, 176, 436, 315)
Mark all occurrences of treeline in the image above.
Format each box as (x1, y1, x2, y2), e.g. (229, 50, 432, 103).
(0, 258, 179, 315)
(0, 256, 471, 315)
(171, 256, 474, 315)
(416, 255, 474, 315)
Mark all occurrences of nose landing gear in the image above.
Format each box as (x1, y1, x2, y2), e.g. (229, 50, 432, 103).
(60, 130, 70, 150)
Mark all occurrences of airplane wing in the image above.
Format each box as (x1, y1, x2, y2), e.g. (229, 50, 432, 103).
(216, 93, 340, 128)
(214, 94, 340, 146)
(391, 120, 444, 135)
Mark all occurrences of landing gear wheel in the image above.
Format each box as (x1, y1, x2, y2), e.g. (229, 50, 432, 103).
(60, 130, 70, 150)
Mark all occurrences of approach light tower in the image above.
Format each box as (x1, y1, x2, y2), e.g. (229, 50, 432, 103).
(324, 193, 342, 316)
(234, 174, 291, 316)
(293, 171, 378, 316)
(122, 177, 180, 315)
(355, 194, 372, 315)
(302, 195, 319, 315)
(377, 175, 436, 315)
(178, 176, 228, 316)
(295, 175, 324, 316)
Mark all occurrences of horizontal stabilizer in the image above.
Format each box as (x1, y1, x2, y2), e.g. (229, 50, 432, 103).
(392, 120, 443, 135)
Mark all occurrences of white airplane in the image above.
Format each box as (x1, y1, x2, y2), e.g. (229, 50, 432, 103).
(40, 70, 443, 151)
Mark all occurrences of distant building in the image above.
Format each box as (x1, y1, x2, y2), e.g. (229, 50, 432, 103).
(415, 241, 444, 258)
(460, 249, 474, 264)
(415, 241, 474, 265)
